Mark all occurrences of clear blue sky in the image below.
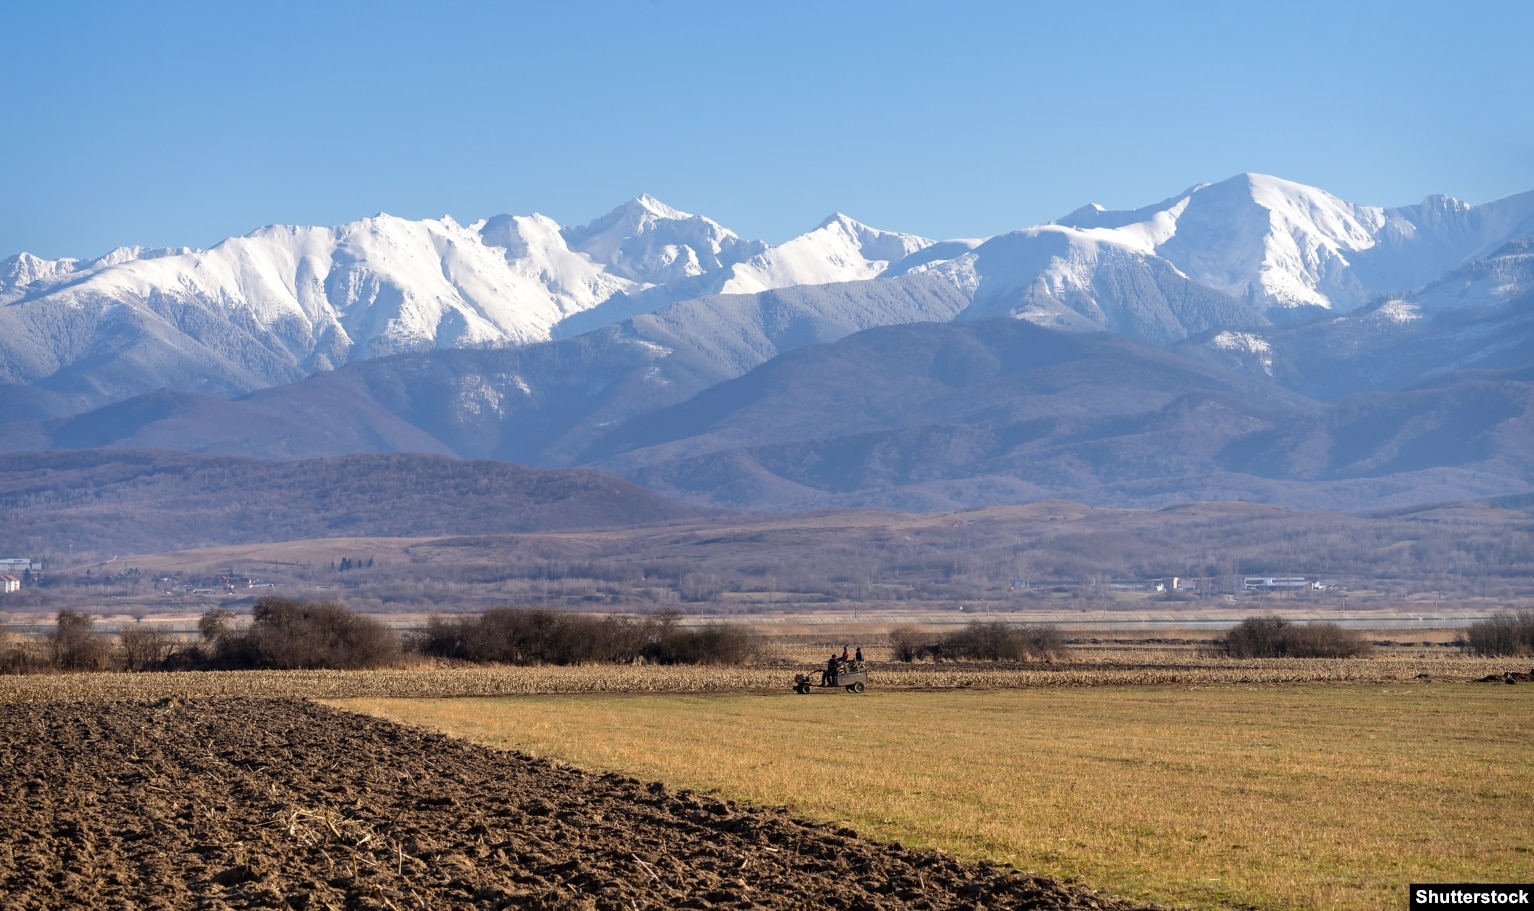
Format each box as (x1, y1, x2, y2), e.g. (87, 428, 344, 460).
(3, 0, 1531, 259)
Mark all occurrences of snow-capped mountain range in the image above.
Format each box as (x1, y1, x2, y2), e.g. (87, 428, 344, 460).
(2, 173, 1532, 420)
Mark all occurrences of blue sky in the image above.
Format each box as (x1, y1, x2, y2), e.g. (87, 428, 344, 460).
(3, 0, 1531, 259)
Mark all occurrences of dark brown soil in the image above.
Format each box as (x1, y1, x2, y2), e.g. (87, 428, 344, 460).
(0, 699, 1154, 910)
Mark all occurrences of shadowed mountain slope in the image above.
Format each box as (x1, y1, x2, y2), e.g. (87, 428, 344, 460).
(582, 320, 1319, 509)
(578, 320, 1532, 512)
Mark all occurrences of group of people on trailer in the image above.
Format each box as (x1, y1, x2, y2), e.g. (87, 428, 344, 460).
(822, 644, 863, 684)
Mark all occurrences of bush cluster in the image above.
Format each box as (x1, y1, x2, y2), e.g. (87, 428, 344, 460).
(204, 598, 402, 670)
(0, 627, 44, 674)
(1212, 616, 1372, 658)
(49, 609, 113, 671)
(416, 608, 759, 666)
(1460, 611, 1534, 656)
(887, 621, 1066, 662)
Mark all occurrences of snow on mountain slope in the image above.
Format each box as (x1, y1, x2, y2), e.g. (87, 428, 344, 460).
(717, 214, 935, 294)
(1352, 190, 1534, 292)
(551, 211, 947, 339)
(2, 214, 637, 372)
(950, 225, 1267, 344)
(1183, 239, 1534, 399)
(1056, 173, 1534, 312)
(560, 194, 766, 285)
(1, 246, 191, 302)
(0, 199, 971, 417)
(1, 253, 82, 298)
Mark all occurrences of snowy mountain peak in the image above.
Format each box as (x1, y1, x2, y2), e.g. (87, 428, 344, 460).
(628, 193, 688, 220)
(1049, 172, 1526, 311)
(1060, 202, 1108, 222)
(814, 213, 934, 261)
(815, 212, 861, 230)
(717, 215, 935, 296)
(560, 194, 765, 285)
(1417, 193, 1472, 214)
(1, 251, 81, 297)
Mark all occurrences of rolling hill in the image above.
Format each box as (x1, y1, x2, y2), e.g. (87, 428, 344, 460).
(0, 449, 701, 554)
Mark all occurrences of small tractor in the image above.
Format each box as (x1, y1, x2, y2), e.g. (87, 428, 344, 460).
(793, 662, 868, 694)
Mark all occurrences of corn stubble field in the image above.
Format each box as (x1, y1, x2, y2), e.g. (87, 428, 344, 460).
(3, 649, 1531, 910)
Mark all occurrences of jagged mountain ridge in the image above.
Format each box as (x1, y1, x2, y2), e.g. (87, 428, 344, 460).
(1054, 173, 1534, 312)
(5, 173, 1532, 425)
(0, 198, 941, 416)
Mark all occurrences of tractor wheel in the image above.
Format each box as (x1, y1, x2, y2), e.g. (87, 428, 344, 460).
(852, 681, 866, 693)
(796, 681, 811, 695)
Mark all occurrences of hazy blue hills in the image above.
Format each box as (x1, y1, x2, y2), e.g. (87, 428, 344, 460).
(0, 449, 701, 555)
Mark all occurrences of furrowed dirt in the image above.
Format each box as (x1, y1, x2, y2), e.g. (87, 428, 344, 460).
(0, 698, 1151, 910)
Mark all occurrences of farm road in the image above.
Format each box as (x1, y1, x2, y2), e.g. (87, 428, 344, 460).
(0, 698, 1151, 910)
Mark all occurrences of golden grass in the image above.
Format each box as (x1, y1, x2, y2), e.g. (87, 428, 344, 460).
(335, 685, 1534, 911)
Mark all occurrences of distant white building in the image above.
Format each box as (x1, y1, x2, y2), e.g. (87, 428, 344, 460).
(0, 575, 20, 594)
(1243, 576, 1308, 590)
(0, 558, 31, 574)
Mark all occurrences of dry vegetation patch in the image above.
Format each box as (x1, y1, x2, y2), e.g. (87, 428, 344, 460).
(338, 685, 1534, 911)
(1, 650, 1530, 704)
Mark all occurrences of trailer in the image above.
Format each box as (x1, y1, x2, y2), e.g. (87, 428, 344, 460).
(792, 667, 868, 694)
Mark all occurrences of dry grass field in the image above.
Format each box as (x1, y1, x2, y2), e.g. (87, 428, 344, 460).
(0, 650, 1528, 703)
(335, 684, 1534, 911)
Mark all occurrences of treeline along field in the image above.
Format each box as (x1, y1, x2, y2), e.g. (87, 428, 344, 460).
(1, 599, 767, 673)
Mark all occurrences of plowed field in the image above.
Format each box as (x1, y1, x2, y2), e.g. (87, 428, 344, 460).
(0, 698, 1151, 910)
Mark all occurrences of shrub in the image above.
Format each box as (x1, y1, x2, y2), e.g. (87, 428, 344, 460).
(888, 625, 931, 663)
(0, 629, 46, 675)
(648, 622, 761, 666)
(1214, 616, 1372, 658)
(119, 622, 177, 671)
(414, 607, 759, 666)
(1460, 611, 1534, 657)
(213, 597, 401, 670)
(50, 610, 111, 671)
(1018, 622, 1067, 659)
(938, 621, 1066, 662)
(199, 608, 236, 644)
